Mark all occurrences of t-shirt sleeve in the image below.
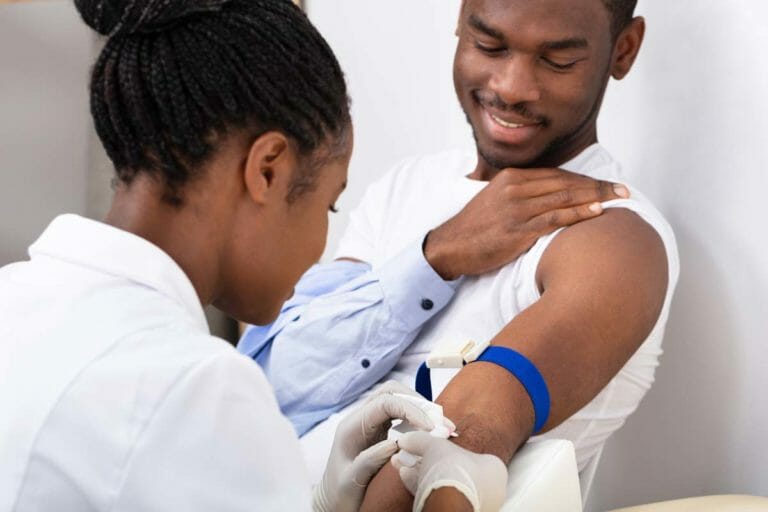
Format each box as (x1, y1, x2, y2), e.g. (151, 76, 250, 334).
(503, 194, 680, 322)
(112, 351, 312, 512)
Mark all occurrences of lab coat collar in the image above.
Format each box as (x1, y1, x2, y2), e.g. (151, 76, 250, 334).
(29, 214, 209, 333)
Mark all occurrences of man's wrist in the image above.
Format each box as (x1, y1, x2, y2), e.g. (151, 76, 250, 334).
(423, 229, 460, 281)
(375, 238, 459, 332)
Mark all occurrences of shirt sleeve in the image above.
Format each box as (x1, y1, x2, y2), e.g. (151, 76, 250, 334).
(112, 353, 312, 512)
(237, 238, 460, 436)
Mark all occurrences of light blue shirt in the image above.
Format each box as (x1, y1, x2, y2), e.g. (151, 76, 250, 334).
(237, 240, 459, 436)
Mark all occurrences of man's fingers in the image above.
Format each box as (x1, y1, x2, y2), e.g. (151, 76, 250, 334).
(597, 178, 630, 201)
(500, 167, 568, 181)
(516, 176, 629, 201)
(528, 185, 625, 216)
(530, 202, 605, 232)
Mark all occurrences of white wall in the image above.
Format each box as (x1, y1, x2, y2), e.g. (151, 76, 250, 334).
(0, 3, 236, 340)
(306, 0, 470, 259)
(0, 1, 92, 265)
(308, 0, 768, 509)
(591, 1, 768, 509)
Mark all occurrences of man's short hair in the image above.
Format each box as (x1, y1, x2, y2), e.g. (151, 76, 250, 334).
(602, 0, 638, 38)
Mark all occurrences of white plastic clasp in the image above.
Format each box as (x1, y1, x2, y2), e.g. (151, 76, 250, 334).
(425, 339, 490, 369)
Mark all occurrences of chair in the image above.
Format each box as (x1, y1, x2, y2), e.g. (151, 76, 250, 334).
(501, 439, 582, 511)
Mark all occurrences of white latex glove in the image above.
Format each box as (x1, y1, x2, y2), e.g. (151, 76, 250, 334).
(312, 381, 438, 512)
(392, 431, 508, 512)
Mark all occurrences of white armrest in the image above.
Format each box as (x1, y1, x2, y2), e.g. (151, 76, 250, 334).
(501, 439, 582, 512)
(301, 411, 583, 511)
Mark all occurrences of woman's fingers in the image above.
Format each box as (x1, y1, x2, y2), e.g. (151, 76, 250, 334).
(351, 439, 399, 487)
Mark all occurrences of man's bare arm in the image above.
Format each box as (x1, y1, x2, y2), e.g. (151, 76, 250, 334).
(360, 208, 669, 510)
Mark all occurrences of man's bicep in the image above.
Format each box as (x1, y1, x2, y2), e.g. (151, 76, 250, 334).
(436, 208, 670, 462)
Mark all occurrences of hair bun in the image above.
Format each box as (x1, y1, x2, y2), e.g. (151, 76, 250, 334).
(74, 0, 231, 37)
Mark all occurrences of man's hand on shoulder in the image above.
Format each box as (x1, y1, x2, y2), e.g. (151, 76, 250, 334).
(423, 167, 630, 280)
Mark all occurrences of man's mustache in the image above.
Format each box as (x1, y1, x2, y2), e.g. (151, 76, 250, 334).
(473, 90, 550, 127)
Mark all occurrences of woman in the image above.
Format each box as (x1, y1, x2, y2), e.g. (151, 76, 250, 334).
(0, 0, 506, 510)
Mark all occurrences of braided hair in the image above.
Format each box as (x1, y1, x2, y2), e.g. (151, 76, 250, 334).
(75, 0, 351, 205)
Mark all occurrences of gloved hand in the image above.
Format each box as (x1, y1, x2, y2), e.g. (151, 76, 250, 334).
(312, 381, 441, 512)
(392, 431, 509, 512)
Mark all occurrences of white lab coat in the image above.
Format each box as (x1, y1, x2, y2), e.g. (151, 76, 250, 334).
(0, 215, 312, 511)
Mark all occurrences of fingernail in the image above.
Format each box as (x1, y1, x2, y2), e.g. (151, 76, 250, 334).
(613, 184, 630, 198)
(589, 202, 603, 214)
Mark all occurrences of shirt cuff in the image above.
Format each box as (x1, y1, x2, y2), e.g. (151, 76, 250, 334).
(375, 238, 461, 332)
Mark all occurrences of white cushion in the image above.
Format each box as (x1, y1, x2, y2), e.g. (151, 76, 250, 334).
(501, 439, 582, 512)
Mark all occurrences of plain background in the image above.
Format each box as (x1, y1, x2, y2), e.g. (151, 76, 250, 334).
(1, 1, 766, 509)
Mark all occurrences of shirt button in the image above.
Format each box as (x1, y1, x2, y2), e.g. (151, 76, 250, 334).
(421, 298, 434, 311)
(361, 359, 371, 369)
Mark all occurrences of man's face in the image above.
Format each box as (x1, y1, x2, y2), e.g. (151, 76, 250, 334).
(455, 0, 617, 170)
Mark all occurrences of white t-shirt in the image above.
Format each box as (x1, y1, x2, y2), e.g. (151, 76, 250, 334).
(0, 215, 311, 512)
(302, 145, 679, 489)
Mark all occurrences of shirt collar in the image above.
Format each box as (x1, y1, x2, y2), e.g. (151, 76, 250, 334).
(29, 214, 208, 332)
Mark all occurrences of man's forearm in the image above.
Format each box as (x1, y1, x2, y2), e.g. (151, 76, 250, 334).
(436, 363, 534, 463)
(360, 363, 531, 512)
(424, 488, 474, 512)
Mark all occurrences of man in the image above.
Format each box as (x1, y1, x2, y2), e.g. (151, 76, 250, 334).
(239, 0, 679, 509)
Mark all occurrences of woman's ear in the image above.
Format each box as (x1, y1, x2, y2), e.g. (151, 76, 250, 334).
(243, 131, 296, 205)
(611, 17, 646, 80)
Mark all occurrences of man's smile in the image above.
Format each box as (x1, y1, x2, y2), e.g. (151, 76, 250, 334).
(480, 106, 543, 146)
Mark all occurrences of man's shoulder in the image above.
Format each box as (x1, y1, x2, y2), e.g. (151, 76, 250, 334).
(538, 206, 677, 302)
(566, 144, 679, 271)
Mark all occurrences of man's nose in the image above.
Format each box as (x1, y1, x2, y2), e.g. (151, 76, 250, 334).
(488, 55, 542, 106)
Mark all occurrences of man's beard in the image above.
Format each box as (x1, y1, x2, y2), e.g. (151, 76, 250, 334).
(467, 122, 562, 171)
(466, 112, 563, 171)
(464, 81, 608, 171)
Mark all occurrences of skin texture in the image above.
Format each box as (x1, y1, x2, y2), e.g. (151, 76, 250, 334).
(105, 129, 350, 327)
(359, 0, 657, 510)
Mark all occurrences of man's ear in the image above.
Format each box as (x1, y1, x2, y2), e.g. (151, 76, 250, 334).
(611, 17, 646, 80)
(243, 131, 295, 205)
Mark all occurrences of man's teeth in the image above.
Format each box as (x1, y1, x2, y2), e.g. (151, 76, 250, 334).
(490, 113, 525, 129)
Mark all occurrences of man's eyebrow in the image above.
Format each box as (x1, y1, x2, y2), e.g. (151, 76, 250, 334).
(540, 38, 590, 51)
(468, 14, 504, 40)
